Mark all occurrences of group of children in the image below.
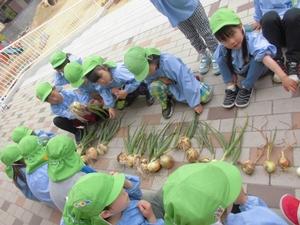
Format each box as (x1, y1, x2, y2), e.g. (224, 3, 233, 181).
(1, 0, 300, 224)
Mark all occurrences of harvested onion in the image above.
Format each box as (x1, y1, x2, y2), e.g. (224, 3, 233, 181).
(97, 143, 108, 155)
(240, 160, 255, 175)
(85, 147, 98, 160)
(177, 136, 192, 151)
(186, 148, 199, 163)
(263, 160, 276, 174)
(160, 155, 175, 169)
(278, 151, 290, 170)
(117, 152, 128, 165)
(126, 155, 135, 167)
(147, 160, 161, 173)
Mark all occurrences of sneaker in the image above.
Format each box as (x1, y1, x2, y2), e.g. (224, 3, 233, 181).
(211, 58, 220, 75)
(201, 85, 214, 104)
(235, 87, 253, 108)
(199, 53, 211, 75)
(287, 61, 300, 83)
(279, 194, 300, 225)
(162, 97, 174, 119)
(146, 96, 155, 106)
(222, 87, 239, 108)
(273, 58, 287, 83)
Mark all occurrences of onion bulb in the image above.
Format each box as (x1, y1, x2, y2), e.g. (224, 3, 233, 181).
(117, 152, 128, 165)
(160, 155, 175, 169)
(85, 147, 98, 160)
(126, 155, 135, 167)
(186, 148, 199, 163)
(296, 167, 300, 177)
(263, 160, 276, 174)
(240, 160, 255, 175)
(177, 136, 192, 151)
(278, 151, 290, 170)
(199, 157, 210, 163)
(147, 160, 161, 173)
(140, 162, 149, 173)
(97, 143, 108, 155)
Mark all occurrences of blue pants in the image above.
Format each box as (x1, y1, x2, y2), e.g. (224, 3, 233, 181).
(218, 57, 269, 89)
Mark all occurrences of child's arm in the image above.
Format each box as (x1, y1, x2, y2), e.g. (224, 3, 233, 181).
(124, 175, 143, 200)
(253, 0, 262, 24)
(262, 55, 297, 93)
(98, 88, 117, 119)
(138, 200, 164, 225)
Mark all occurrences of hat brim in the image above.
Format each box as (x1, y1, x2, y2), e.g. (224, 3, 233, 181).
(53, 58, 67, 69)
(212, 20, 241, 34)
(134, 62, 149, 82)
(211, 161, 242, 206)
(41, 88, 53, 102)
(71, 77, 85, 88)
(106, 173, 125, 206)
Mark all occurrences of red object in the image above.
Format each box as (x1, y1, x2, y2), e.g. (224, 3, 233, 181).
(280, 194, 300, 225)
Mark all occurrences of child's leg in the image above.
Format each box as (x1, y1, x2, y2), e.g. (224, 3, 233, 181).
(283, 8, 300, 67)
(150, 80, 169, 110)
(260, 11, 285, 60)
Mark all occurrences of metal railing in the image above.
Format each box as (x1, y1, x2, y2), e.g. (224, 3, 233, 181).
(0, 0, 114, 111)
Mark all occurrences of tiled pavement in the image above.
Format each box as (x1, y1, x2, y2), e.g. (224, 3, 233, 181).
(0, 0, 299, 224)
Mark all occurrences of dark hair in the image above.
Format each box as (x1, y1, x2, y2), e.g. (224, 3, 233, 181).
(12, 159, 27, 186)
(147, 54, 160, 67)
(86, 65, 108, 83)
(214, 25, 249, 73)
(54, 58, 70, 70)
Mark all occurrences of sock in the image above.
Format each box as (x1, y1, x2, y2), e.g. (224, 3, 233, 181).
(226, 84, 236, 91)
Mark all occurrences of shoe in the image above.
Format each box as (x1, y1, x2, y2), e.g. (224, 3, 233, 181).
(273, 58, 287, 83)
(287, 61, 300, 83)
(235, 87, 253, 108)
(211, 58, 220, 75)
(222, 87, 239, 108)
(279, 194, 300, 225)
(146, 96, 155, 106)
(162, 97, 174, 119)
(201, 84, 214, 104)
(199, 53, 211, 75)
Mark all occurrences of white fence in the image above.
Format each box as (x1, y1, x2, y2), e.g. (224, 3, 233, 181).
(0, 0, 113, 111)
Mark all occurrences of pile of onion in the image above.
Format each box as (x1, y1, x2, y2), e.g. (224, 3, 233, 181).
(186, 148, 199, 163)
(147, 160, 161, 173)
(177, 136, 192, 151)
(160, 155, 175, 169)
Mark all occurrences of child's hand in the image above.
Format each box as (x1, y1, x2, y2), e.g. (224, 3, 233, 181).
(108, 108, 117, 119)
(252, 21, 261, 30)
(138, 200, 156, 223)
(159, 77, 173, 85)
(115, 90, 128, 100)
(194, 104, 203, 114)
(282, 76, 298, 93)
(111, 87, 121, 95)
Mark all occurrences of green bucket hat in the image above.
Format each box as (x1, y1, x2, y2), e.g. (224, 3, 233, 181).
(124, 46, 160, 82)
(163, 161, 242, 225)
(64, 62, 85, 88)
(36, 82, 53, 102)
(63, 173, 125, 225)
(19, 135, 48, 174)
(209, 8, 241, 34)
(46, 135, 84, 182)
(11, 126, 33, 143)
(0, 144, 23, 178)
(82, 55, 105, 76)
(50, 50, 67, 69)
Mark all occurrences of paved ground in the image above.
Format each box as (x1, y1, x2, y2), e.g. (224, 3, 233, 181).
(0, 0, 299, 224)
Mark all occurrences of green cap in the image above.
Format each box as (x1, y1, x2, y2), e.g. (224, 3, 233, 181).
(0, 144, 23, 178)
(63, 173, 125, 225)
(163, 161, 242, 225)
(124, 46, 158, 82)
(19, 135, 48, 174)
(50, 50, 67, 68)
(11, 126, 33, 143)
(82, 55, 105, 76)
(46, 135, 84, 182)
(209, 8, 241, 34)
(64, 62, 85, 88)
(102, 60, 117, 69)
(36, 82, 53, 102)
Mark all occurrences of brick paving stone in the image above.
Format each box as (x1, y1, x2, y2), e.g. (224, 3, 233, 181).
(49, 210, 61, 225)
(241, 166, 270, 185)
(12, 218, 23, 225)
(1, 200, 10, 211)
(271, 167, 300, 188)
(237, 101, 272, 117)
(292, 112, 300, 129)
(252, 114, 292, 131)
(142, 114, 162, 125)
(29, 215, 43, 225)
(273, 97, 300, 114)
(207, 107, 237, 120)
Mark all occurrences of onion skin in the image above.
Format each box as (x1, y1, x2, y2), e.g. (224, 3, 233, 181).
(177, 136, 192, 151)
(160, 155, 175, 169)
(117, 152, 128, 165)
(126, 155, 135, 168)
(97, 144, 108, 155)
(278, 151, 290, 170)
(199, 157, 210, 163)
(241, 160, 255, 175)
(147, 160, 161, 173)
(85, 147, 98, 160)
(186, 148, 199, 163)
(263, 160, 276, 174)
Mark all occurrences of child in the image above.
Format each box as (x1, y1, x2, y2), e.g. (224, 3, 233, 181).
(280, 194, 300, 225)
(12, 125, 55, 145)
(35, 82, 97, 142)
(64, 55, 104, 102)
(0, 144, 38, 201)
(252, 0, 300, 83)
(209, 8, 297, 108)
(149, 0, 220, 75)
(86, 60, 154, 119)
(46, 135, 96, 211)
(163, 161, 288, 225)
(62, 172, 164, 225)
(50, 50, 82, 87)
(18, 135, 54, 207)
(124, 46, 213, 119)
